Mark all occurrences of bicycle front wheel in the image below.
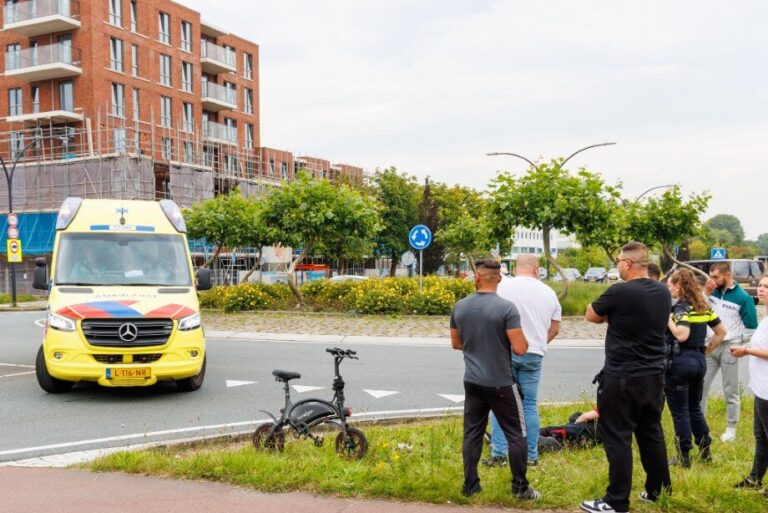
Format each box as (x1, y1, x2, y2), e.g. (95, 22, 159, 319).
(335, 427, 368, 460)
(252, 422, 285, 452)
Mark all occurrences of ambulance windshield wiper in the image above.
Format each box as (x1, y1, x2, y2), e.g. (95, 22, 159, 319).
(57, 282, 103, 286)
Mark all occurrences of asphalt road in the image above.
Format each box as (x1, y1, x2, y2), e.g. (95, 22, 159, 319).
(0, 311, 745, 464)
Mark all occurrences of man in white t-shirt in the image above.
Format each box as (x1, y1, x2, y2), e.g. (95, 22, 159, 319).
(485, 254, 562, 466)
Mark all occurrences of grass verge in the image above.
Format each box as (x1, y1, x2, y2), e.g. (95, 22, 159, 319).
(87, 399, 766, 512)
(0, 293, 37, 304)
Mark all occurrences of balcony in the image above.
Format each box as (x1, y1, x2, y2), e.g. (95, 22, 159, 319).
(5, 44, 82, 81)
(7, 109, 84, 126)
(201, 81, 237, 112)
(202, 121, 237, 146)
(3, 0, 81, 37)
(200, 40, 236, 75)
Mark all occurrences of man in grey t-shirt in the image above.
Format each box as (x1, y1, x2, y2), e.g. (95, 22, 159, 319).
(450, 259, 540, 501)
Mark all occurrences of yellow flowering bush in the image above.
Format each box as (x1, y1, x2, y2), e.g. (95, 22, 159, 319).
(198, 286, 228, 309)
(221, 283, 274, 313)
(405, 287, 456, 315)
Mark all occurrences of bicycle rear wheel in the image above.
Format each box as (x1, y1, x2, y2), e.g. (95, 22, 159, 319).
(335, 427, 368, 460)
(252, 422, 285, 452)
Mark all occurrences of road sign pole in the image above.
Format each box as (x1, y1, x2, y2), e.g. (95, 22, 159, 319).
(419, 250, 423, 292)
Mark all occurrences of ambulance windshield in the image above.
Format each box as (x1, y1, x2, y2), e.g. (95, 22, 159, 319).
(55, 233, 192, 286)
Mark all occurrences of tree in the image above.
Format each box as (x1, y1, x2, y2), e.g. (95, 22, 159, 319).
(625, 186, 710, 274)
(370, 167, 420, 276)
(488, 159, 619, 299)
(706, 214, 745, 245)
(556, 246, 611, 273)
(319, 188, 382, 274)
(436, 211, 495, 274)
(418, 178, 445, 274)
(185, 189, 263, 270)
(757, 233, 768, 255)
(688, 238, 708, 260)
(260, 172, 381, 303)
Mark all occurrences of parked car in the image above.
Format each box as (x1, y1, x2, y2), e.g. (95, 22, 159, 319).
(584, 267, 608, 283)
(551, 268, 582, 282)
(668, 259, 764, 303)
(607, 267, 621, 281)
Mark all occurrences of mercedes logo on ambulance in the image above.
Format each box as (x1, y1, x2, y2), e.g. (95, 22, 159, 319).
(118, 323, 139, 342)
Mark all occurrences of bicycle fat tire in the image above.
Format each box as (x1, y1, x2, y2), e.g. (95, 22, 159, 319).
(334, 427, 368, 460)
(252, 422, 286, 452)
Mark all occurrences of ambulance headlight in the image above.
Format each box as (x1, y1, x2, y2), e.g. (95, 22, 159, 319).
(178, 312, 201, 331)
(160, 200, 187, 233)
(48, 311, 76, 332)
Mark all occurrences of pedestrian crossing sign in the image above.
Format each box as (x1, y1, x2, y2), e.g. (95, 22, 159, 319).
(711, 248, 726, 260)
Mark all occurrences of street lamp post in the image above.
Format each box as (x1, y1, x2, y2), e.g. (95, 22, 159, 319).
(634, 184, 675, 202)
(2, 134, 67, 307)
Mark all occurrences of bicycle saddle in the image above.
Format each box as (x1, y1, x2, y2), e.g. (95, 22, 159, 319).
(272, 369, 301, 381)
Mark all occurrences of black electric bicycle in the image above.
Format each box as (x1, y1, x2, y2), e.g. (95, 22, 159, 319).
(252, 347, 368, 460)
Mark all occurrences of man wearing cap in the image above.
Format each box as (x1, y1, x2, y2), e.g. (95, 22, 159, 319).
(450, 259, 541, 501)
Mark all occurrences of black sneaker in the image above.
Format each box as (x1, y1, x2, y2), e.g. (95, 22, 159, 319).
(462, 482, 482, 497)
(580, 499, 628, 513)
(734, 476, 762, 489)
(515, 486, 542, 501)
(528, 459, 539, 467)
(482, 456, 508, 467)
(639, 491, 655, 503)
(698, 445, 712, 463)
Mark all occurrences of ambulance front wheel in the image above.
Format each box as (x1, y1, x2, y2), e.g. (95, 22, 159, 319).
(35, 346, 74, 393)
(176, 357, 206, 392)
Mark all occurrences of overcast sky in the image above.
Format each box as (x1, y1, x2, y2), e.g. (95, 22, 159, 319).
(184, 0, 767, 239)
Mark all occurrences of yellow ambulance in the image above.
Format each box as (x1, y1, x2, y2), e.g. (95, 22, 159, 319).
(33, 198, 211, 393)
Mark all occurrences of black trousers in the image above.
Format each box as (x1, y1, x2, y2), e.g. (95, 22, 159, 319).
(463, 381, 529, 493)
(749, 396, 768, 482)
(664, 350, 711, 453)
(597, 373, 671, 511)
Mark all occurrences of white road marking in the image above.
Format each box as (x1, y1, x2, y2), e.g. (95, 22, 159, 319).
(438, 394, 465, 403)
(364, 389, 399, 399)
(292, 385, 325, 393)
(34, 319, 46, 328)
(225, 380, 258, 388)
(0, 371, 35, 379)
(0, 363, 34, 369)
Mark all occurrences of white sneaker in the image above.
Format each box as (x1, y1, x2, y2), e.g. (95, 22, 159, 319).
(580, 499, 627, 513)
(721, 427, 737, 443)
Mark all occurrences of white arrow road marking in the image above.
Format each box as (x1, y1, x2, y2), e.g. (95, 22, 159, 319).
(0, 363, 35, 369)
(364, 389, 399, 399)
(225, 380, 257, 388)
(34, 319, 46, 328)
(438, 394, 465, 404)
(292, 385, 325, 393)
(0, 371, 35, 379)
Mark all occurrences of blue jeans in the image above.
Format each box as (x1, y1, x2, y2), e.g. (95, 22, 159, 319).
(490, 353, 543, 461)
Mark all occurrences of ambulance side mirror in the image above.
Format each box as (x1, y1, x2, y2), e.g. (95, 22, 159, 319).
(33, 257, 49, 290)
(196, 268, 212, 291)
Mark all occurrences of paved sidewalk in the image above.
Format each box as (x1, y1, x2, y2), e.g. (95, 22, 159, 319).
(2, 467, 550, 513)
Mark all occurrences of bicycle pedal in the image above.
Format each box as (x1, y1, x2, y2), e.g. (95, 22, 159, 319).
(314, 437, 324, 447)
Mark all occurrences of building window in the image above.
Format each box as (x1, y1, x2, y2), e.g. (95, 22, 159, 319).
(225, 154, 237, 174)
(224, 81, 236, 105)
(181, 62, 193, 92)
(224, 118, 236, 143)
(114, 128, 126, 153)
(244, 88, 253, 114)
(183, 142, 194, 163)
(58, 34, 72, 64)
(244, 123, 253, 149)
(244, 52, 253, 79)
(130, 0, 138, 32)
(131, 44, 138, 76)
(109, 0, 122, 26)
(132, 88, 139, 120)
(111, 83, 124, 117)
(180, 21, 192, 52)
(6, 43, 20, 69)
(31, 86, 39, 114)
(161, 137, 172, 160)
(182, 102, 193, 132)
(246, 159, 256, 179)
(160, 96, 172, 128)
(281, 162, 288, 179)
(269, 159, 275, 177)
(110, 37, 123, 72)
(158, 12, 170, 45)
(224, 44, 236, 66)
(59, 80, 74, 111)
(159, 54, 171, 86)
(10, 131, 24, 154)
(8, 88, 22, 116)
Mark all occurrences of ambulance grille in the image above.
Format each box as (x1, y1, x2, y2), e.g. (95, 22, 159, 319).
(82, 318, 173, 347)
(92, 354, 163, 364)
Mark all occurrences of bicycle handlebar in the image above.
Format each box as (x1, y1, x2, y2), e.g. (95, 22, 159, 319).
(326, 347, 358, 359)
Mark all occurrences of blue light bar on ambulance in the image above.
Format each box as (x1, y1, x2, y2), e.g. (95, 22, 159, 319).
(55, 197, 83, 230)
(160, 199, 187, 233)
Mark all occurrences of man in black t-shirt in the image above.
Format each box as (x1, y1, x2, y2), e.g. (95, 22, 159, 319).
(580, 242, 672, 513)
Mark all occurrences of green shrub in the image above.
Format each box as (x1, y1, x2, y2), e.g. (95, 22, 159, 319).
(198, 286, 228, 309)
(405, 287, 456, 315)
(347, 279, 404, 314)
(547, 280, 610, 315)
(221, 283, 274, 313)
